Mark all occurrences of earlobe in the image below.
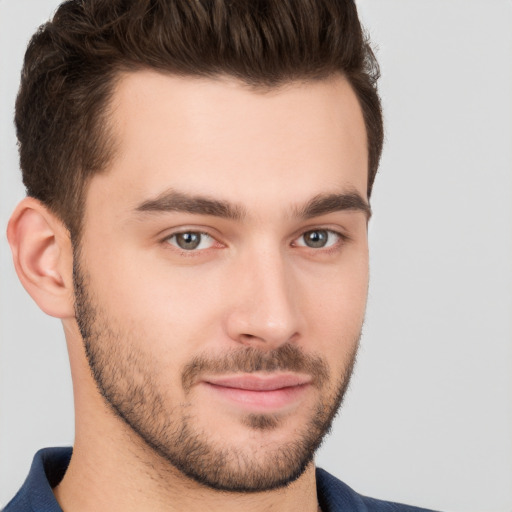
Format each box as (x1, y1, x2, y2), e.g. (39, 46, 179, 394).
(7, 197, 75, 319)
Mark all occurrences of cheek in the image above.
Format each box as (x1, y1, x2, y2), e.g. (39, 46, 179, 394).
(300, 250, 368, 352)
(85, 245, 228, 360)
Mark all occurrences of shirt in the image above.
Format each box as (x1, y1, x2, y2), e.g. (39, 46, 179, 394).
(3, 447, 439, 511)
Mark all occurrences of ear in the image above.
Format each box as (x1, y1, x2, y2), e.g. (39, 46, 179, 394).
(7, 197, 75, 318)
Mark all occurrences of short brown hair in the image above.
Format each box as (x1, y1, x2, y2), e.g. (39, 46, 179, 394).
(15, 0, 383, 239)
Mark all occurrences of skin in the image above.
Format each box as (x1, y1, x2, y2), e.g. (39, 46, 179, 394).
(8, 71, 369, 512)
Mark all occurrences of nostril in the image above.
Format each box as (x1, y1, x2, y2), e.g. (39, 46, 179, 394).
(240, 333, 257, 341)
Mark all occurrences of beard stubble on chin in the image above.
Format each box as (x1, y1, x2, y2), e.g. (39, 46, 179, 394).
(72, 255, 361, 493)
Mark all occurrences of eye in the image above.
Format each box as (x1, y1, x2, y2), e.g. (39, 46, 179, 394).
(294, 229, 342, 249)
(165, 231, 216, 251)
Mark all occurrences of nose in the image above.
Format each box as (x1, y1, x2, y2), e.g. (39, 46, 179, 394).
(224, 248, 301, 350)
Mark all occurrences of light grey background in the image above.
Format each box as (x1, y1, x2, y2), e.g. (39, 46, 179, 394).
(1, 1, 511, 510)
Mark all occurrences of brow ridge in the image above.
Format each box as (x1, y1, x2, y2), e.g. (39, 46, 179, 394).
(135, 190, 245, 220)
(134, 189, 370, 221)
(295, 192, 371, 220)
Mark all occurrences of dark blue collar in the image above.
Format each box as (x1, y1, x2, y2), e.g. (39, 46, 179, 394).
(4, 447, 70, 511)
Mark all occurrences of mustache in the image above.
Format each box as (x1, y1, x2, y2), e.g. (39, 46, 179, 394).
(181, 343, 329, 392)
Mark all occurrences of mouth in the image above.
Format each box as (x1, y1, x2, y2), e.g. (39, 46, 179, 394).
(201, 373, 313, 411)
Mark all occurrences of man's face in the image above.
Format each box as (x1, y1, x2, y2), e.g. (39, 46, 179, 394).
(74, 71, 369, 491)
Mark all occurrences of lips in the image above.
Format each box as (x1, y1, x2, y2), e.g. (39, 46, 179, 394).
(201, 373, 312, 410)
(205, 374, 312, 390)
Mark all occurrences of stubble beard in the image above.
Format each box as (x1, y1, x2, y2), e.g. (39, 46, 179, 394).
(72, 257, 360, 493)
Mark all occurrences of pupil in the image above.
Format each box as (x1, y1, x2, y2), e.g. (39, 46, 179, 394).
(305, 230, 327, 248)
(177, 232, 201, 250)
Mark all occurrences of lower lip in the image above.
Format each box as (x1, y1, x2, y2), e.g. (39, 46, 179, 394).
(203, 382, 310, 411)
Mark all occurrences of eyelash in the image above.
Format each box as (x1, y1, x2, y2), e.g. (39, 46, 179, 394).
(163, 231, 219, 256)
(162, 228, 348, 256)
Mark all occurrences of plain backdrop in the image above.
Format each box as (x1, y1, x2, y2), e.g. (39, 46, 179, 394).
(1, 1, 511, 510)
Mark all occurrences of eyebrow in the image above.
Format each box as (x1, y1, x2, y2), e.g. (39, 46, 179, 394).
(135, 190, 246, 220)
(134, 189, 371, 220)
(294, 192, 372, 220)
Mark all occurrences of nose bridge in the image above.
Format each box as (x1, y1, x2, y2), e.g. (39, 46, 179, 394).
(227, 242, 300, 347)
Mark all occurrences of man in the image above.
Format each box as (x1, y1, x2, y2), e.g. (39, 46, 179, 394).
(4, 1, 438, 510)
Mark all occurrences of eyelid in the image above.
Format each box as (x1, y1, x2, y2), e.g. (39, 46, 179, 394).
(162, 228, 224, 253)
(159, 225, 349, 256)
(159, 225, 221, 242)
(292, 228, 348, 250)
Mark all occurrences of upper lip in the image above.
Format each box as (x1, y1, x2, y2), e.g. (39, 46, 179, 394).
(203, 374, 312, 391)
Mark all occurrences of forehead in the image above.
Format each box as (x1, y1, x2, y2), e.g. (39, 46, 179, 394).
(86, 70, 368, 218)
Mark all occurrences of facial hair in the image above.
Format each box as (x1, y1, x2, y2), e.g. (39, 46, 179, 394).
(73, 255, 360, 493)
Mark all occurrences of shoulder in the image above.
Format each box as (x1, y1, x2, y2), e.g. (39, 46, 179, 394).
(316, 467, 441, 512)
